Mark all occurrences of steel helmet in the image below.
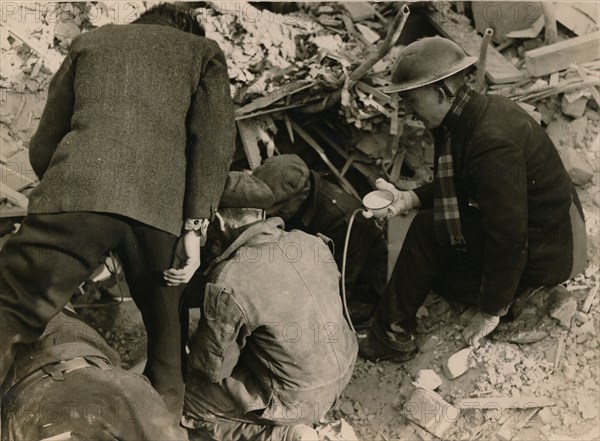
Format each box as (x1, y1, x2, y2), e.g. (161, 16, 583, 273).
(383, 36, 477, 94)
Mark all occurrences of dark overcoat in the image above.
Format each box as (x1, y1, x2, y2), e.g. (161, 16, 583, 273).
(414, 92, 587, 315)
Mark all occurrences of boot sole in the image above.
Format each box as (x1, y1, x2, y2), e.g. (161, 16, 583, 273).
(359, 347, 418, 363)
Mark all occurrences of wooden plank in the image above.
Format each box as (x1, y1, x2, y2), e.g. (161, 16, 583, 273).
(472, 2, 543, 43)
(573, 63, 600, 108)
(555, 3, 598, 36)
(356, 81, 391, 105)
(0, 163, 34, 191)
(0, 183, 28, 208)
(234, 82, 314, 117)
(311, 125, 380, 186)
(571, 2, 599, 23)
(342, 2, 376, 21)
(455, 396, 555, 410)
(236, 120, 263, 170)
(3, 150, 36, 181)
(525, 32, 600, 77)
(427, 11, 525, 84)
(0, 205, 27, 218)
(290, 120, 361, 201)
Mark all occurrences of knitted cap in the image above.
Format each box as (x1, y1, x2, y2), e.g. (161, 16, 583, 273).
(252, 154, 311, 203)
(219, 171, 275, 209)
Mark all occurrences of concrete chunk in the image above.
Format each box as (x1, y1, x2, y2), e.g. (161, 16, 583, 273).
(443, 348, 472, 380)
(414, 369, 442, 391)
(550, 298, 578, 328)
(404, 387, 460, 438)
(561, 95, 588, 118)
(559, 149, 594, 186)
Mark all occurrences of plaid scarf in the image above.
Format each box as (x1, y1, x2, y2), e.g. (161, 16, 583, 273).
(433, 85, 474, 248)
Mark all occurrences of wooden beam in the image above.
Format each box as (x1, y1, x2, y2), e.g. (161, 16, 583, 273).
(0, 184, 28, 208)
(542, 3, 557, 45)
(1, 163, 35, 191)
(356, 81, 391, 105)
(427, 10, 524, 84)
(454, 396, 555, 410)
(555, 3, 598, 37)
(0, 205, 27, 218)
(342, 2, 376, 22)
(311, 125, 380, 186)
(525, 32, 600, 77)
(234, 82, 314, 117)
(573, 64, 600, 108)
(290, 121, 361, 201)
(236, 120, 263, 170)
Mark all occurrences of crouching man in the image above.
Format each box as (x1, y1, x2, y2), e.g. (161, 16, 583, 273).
(1, 308, 187, 440)
(252, 154, 388, 323)
(182, 172, 358, 441)
(359, 37, 587, 361)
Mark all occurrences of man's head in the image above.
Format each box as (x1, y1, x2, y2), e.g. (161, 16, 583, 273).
(212, 172, 275, 245)
(252, 154, 311, 221)
(134, 3, 205, 37)
(400, 71, 468, 129)
(383, 36, 476, 129)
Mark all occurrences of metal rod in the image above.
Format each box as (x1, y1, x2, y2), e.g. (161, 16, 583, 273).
(348, 5, 411, 88)
(477, 28, 494, 94)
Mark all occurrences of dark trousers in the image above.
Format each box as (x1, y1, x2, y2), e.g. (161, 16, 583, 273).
(373, 208, 485, 342)
(342, 217, 388, 303)
(0, 212, 187, 415)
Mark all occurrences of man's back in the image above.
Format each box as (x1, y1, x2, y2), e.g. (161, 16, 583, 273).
(188, 218, 357, 422)
(28, 23, 235, 235)
(1, 311, 187, 440)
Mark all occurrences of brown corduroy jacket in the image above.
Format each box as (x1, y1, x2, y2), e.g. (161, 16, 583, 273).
(28, 22, 235, 236)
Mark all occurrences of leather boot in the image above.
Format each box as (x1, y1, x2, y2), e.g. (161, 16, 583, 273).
(358, 330, 417, 362)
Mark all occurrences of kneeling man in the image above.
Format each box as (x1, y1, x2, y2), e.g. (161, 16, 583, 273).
(183, 172, 357, 441)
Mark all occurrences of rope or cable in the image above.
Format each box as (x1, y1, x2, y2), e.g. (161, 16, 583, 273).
(341, 208, 364, 335)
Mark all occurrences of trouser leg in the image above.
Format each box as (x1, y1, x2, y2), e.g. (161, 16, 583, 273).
(118, 223, 187, 416)
(355, 226, 388, 302)
(372, 208, 484, 347)
(186, 414, 305, 441)
(0, 212, 125, 385)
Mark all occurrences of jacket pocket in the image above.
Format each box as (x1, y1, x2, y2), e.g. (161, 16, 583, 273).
(188, 283, 244, 382)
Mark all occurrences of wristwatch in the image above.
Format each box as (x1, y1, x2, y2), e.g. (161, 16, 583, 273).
(183, 218, 209, 237)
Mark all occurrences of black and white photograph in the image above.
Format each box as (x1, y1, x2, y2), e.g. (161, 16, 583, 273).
(0, 1, 598, 440)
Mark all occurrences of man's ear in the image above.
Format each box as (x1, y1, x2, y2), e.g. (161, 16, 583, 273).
(435, 86, 447, 104)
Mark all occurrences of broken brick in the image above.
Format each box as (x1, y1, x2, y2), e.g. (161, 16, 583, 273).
(559, 149, 594, 186)
(561, 95, 588, 119)
(549, 297, 578, 328)
(443, 348, 471, 380)
(414, 369, 442, 391)
(404, 387, 460, 438)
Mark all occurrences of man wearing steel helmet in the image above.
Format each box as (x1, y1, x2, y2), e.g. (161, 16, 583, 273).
(359, 36, 587, 361)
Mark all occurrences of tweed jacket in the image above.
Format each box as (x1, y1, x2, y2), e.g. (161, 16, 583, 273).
(28, 22, 235, 236)
(414, 91, 586, 315)
(185, 218, 357, 423)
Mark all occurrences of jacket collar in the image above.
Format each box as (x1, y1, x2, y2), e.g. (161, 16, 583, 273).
(441, 84, 475, 136)
(214, 217, 285, 264)
(433, 86, 489, 175)
(132, 14, 174, 27)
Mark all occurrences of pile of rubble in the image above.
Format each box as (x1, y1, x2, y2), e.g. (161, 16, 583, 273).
(1, 3, 599, 440)
(342, 264, 599, 440)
